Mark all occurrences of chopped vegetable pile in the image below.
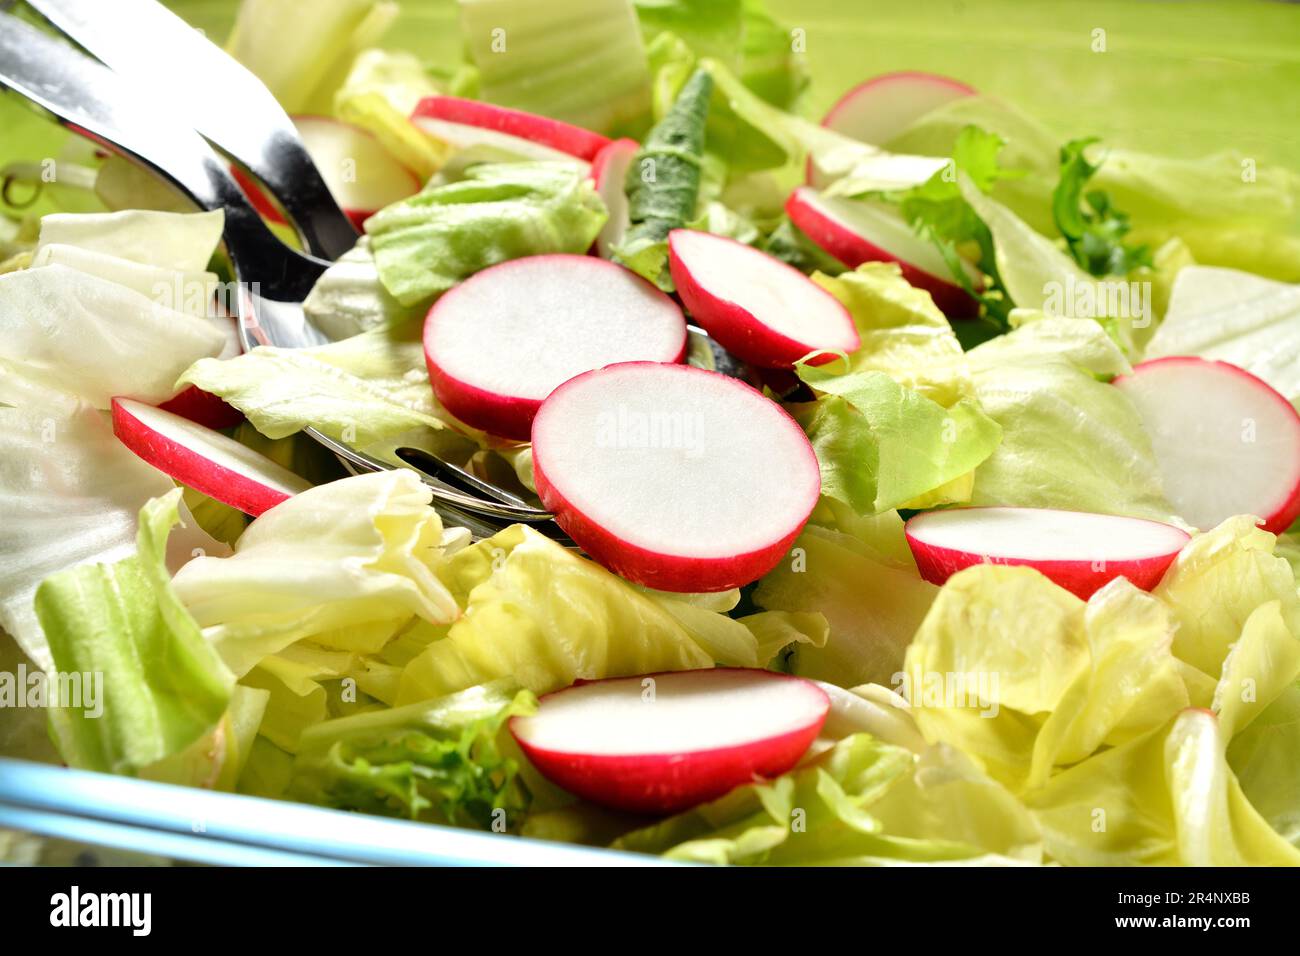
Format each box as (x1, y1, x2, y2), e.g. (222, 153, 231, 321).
(2, 0, 1300, 867)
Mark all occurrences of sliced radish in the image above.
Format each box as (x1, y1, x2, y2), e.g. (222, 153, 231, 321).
(531, 362, 820, 592)
(510, 668, 830, 814)
(1113, 357, 1300, 533)
(592, 137, 638, 258)
(423, 256, 686, 440)
(822, 72, 975, 147)
(667, 229, 859, 369)
(786, 186, 979, 319)
(111, 397, 312, 516)
(293, 116, 421, 229)
(411, 97, 606, 170)
(159, 313, 244, 430)
(905, 506, 1190, 598)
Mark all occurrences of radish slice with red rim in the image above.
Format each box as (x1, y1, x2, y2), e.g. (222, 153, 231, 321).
(531, 361, 820, 591)
(1114, 357, 1300, 533)
(786, 187, 979, 319)
(510, 668, 830, 814)
(112, 397, 311, 517)
(821, 72, 975, 147)
(905, 506, 1190, 598)
(423, 255, 687, 440)
(592, 137, 638, 258)
(667, 229, 859, 369)
(411, 97, 606, 169)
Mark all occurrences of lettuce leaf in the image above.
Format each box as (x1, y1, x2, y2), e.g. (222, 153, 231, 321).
(0, 265, 225, 408)
(458, 0, 652, 136)
(35, 209, 225, 273)
(613, 732, 1040, 865)
(964, 318, 1178, 522)
(0, 379, 177, 671)
(364, 161, 606, 307)
(794, 362, 1001, 515)
(177, 321, 460, 456)
(396, 524, 750, 702)
(333, 48, 449, 181)
(171, 471, 460, 678)
(615, 67, 713, 288)
(753, 516, 937, 688)
(226, 0, 399, 115)
(812, 262, 972, 405)
(35, 489, 234, 775)
(289, 681, 535, 829)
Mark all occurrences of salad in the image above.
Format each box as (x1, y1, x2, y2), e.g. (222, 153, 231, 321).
(2, 0, 1300, 867)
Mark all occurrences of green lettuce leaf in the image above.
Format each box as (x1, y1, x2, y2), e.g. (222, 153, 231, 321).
(364, 161, 606, 307)
(226, 0, 399, 115)
(794, 359, 1001, 515)
(333, 48, 449, 181)
(35, 489, 234, 775)
(396, 524, 753, 702)
(289, 681, 536, 828)
(458, 0, 652, 136)
(177, 321, 471, 461)
(1051, 137, 1152, 277)
(812, 262, 971, 406)
(613, 732, 1040, 865)
(171, 471, 460, 678)
(963, 317, 1177, 522)
(754, 514, 937, 688)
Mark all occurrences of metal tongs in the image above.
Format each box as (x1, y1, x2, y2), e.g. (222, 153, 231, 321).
(0, 3, 568, 537)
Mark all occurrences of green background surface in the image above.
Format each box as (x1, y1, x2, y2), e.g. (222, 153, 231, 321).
(4, 1, 1299, 175)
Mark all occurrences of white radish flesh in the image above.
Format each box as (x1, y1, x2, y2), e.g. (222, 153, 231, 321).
(667, 229, 858, 368)
(905, 506, 1189, 598)
(531, 362, 820, 592)
(111, 397, 311, 516)
(511, 668, 830, 814)
(1114, 357, 1300, 533)
(423, 255, 686, 440)
(821, 71, 975, 147)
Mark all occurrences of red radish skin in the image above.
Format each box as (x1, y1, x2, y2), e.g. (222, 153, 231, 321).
(157, 387, 244, 431)
(667, 229, 859, 369)
(821, 72, 975, 145)
(411, 97, 610, 161)
(591, 137, 639, 258)
(510, 669, 830, 815)
(531, 362, 820, 592)
(905, 507, 1191, 599)
(423, 256, 687, 440)
(786, 187, 979, 319)
(112, 397, 311, 517)
(159, 314, 244, 430)
(1114, 357, 1300, 534)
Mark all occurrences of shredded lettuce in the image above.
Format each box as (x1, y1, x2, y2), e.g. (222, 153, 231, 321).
(289, 681, 535, 828)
